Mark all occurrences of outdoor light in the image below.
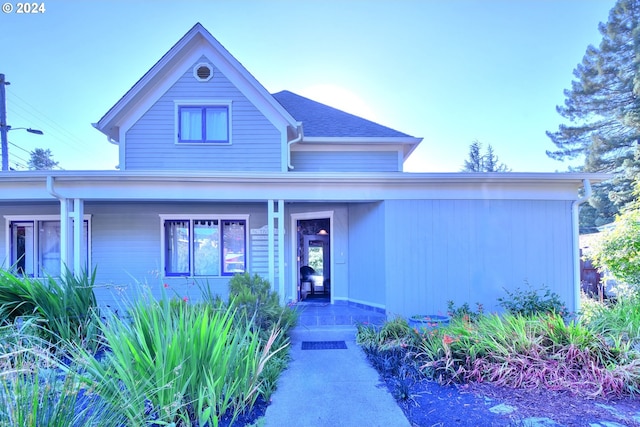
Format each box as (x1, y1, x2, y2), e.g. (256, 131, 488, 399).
(8, 126, 44, 135)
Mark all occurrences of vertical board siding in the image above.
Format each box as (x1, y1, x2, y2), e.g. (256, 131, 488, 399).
(291, 151, 400, 172)
(347, 203, 386, 306)
(125, 56, 282, 171)
(383, 199, 575, 317)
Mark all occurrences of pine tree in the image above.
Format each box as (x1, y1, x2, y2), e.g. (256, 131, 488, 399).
(484, 145, 510, 172)
(461, 140, 510, 172)
(462, 140, 484, 172)
(547, 0, 640, 228)
(28, 148, 59, 170)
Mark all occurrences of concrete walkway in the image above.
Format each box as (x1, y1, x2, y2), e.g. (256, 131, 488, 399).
(263, 325, 411, 427)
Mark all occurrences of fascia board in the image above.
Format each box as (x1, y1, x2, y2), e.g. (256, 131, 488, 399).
(302, 137, 423, 144)
(0, 171, 611, 202)
(301, 137, 423, 160)
(291, 143, 402, 152)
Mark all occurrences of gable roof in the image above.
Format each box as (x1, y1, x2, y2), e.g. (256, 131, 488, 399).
(272, 90, 413, 138)
(94, 23, 299, 143)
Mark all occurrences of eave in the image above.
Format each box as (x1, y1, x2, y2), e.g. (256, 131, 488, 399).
(0, 171, 610, 204)
(299, 136, 423, 160)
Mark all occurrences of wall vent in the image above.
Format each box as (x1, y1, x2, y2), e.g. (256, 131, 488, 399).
(193, 63, 213, 82)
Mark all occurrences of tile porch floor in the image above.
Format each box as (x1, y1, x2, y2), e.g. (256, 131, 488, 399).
(294, 302, 386, 327)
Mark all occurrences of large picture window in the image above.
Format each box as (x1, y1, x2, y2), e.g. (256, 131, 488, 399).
(9, 219, 89, 277)
(163, 217, 246, 277)
(178, 105, 229, 143)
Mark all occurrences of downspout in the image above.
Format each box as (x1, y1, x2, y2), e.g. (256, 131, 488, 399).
(572, 179, 592, 314)
(287, 123, 303, 170)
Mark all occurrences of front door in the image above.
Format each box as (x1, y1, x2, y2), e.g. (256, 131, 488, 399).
(297, 218, 331, 302)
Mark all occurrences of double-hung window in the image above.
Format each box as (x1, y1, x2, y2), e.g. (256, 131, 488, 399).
(178, 105, 229, 143)
(163, 216, 247, 277)
(7, 217, 90, 277)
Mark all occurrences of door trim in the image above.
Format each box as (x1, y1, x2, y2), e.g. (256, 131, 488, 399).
(290, 210, 333, 304)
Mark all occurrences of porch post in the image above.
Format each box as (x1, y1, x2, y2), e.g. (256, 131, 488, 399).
(268, 200, 275, 288)
(267, 200, 286, 303)
(72, 198, 84, 277)
(59, 198, 71, 276)
(276, 199, 285, 302)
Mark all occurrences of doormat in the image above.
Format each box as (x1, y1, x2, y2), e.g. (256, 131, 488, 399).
(301, 341, 347, 350)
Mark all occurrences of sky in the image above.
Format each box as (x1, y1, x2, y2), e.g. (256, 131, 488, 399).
(1, 0, 616, 172)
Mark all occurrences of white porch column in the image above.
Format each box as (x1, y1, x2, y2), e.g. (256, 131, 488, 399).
(72, 198, 84, 276)
(59, 198, 71, 276)
(267, 200, 286, 302)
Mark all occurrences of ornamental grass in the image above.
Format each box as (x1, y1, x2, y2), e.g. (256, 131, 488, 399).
(76, 283, 289, 426)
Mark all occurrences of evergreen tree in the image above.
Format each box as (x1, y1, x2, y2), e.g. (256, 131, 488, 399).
(463, 140, 484, 172)
(547, 0, 640, 228)
(28, 148, 59, 170)
(461, 140, 510, 172)
(484, 144, 510, 172)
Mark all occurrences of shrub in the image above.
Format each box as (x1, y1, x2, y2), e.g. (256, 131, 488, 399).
(447, 300, 484, 322)
(228, 272, 298, 339)
(498, 283, 566, 318)
(0, 268, 100, 352)
(590, 208, 640, 289)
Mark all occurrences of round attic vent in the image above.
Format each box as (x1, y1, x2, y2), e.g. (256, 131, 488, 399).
(194, 63, 213, 82)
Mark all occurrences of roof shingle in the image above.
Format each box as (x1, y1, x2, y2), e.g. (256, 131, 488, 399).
(272, 90, 413, 138)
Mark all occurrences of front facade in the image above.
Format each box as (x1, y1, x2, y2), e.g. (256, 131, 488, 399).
(0, 24, 606, 316)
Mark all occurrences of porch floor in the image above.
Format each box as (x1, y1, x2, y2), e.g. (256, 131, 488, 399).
(294, 302, 386, 327)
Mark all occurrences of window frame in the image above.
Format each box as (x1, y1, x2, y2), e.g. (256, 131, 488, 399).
(174, 100, 232, 145)
(4, 214, 92, 278)
(160, 214, 248, 278)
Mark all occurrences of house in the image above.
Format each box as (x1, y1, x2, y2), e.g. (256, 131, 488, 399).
(0, 23, 608, 317)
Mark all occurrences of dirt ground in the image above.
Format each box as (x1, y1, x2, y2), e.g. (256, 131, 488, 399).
(391, 378, 640, 427)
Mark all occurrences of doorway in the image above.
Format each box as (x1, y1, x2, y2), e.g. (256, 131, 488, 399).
(296, 217, 331, 302)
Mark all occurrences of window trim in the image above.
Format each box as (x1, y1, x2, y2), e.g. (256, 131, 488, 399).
(159, 214, 249, 278)
(4, 214, 92, 278)
(174, 100, 232, 145)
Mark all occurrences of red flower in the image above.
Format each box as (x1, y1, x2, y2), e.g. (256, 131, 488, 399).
(163, 283, 169, 288)
(183, 296, 188, 302)
(442, 335, 455, 346)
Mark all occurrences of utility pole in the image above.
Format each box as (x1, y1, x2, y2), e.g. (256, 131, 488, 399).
(0, 74, 9, 171)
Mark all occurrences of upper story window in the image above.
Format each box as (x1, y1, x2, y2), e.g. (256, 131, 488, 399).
(178, 105, 229, 143)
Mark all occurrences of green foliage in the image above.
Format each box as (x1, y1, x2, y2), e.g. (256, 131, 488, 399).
(415, 313, 634, 396)
(78, 285, 287, 426)
(590, 208, 640, 289)
(228, 272, 298, 340)
(547, 0, 640, 227)
(0, 324, 116, 426)
(27, 148, 59, 170)
(461, 140, 510, 172)
(446, 300, 484, 322)
(498, 283, 566, 318)
(0, 268, 100, 352)
(361, 294, 640, 398)
(583, 294, 640, 356)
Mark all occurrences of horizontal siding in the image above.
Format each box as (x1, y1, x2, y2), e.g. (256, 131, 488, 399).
(125, 56, 282, 172)
(291, 151, 399, 172)
(382, 199, 575, 316)
(88, 202, 276, 306)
